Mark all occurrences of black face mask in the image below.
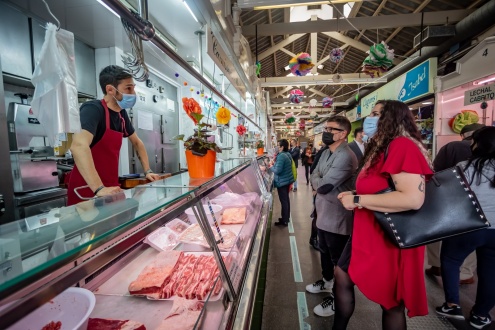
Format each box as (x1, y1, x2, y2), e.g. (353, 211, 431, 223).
(322, 132, 335, 145)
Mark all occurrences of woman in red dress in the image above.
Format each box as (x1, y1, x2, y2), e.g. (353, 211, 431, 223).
(334, 100, 433, 329)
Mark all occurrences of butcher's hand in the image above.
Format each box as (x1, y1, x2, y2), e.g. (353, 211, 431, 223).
(96, 186, 122, 197)
(146, 173, 161, 182)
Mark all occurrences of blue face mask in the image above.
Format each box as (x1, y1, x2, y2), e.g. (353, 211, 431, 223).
(363, 116, 379, 139)
(112, 87, 136, 109)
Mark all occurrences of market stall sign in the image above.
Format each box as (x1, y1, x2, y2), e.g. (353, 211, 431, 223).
(464, 82, 495, 106)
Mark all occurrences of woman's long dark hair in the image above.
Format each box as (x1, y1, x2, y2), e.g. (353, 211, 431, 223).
(361, 100, 429, 170)
(464, 126, 495, 188)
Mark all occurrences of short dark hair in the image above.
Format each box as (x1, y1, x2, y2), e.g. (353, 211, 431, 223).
(309, 143, 313, 148)
(279, 139, 289, 152)
(327, 116, 352, 137)
(99, 65, 133, 94)
(354, 127, 363, 138)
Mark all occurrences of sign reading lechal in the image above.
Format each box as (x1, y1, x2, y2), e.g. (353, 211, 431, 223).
(464, 82, 495, 106)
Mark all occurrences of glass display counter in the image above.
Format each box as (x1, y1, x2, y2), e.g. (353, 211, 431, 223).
(0, 158, 272, 329)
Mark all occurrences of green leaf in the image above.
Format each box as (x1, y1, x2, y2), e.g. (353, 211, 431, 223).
(173, 134, 185, 141)
(191, 113, 204, 123)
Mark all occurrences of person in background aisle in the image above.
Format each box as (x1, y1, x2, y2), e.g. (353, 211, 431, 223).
(68, 65, 160, 205)
(301, 146, 314, 185)
(425, 122, 485, 283)
(290, 139, 301, 191)
(306, 116, 358, 317)
(348, 127, 365, 163)
(435, 126, 495, 329)
(335, 100, 433, 330)
(269, 139, 294, 226)
(310, 142, 317, 156)
(308, 143, 330, 250)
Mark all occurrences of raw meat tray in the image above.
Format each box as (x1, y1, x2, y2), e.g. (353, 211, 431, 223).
(93, 248, 225, 302)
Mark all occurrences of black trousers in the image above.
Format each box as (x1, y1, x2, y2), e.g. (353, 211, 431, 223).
(318, 229, 350, 281)
(310, 195, 318, 240)
(277, 184, 291, 223)
(304, 164, 311, 183)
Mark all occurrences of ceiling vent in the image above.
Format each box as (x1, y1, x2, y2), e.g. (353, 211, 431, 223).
(413, 26, 456, 48)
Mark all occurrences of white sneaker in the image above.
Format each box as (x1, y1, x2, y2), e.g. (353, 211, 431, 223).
(314, 295, 335, 317)
(306, 278, 333, 293)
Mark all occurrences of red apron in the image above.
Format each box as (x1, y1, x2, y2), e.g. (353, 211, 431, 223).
(67, 100, 124, 205)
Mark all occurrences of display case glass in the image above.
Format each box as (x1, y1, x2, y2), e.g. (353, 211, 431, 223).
(0, 158, 272, 330)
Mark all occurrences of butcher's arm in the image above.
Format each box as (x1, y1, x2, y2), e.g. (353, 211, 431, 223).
(70, 130, 122, 195)
(128, 133, 160, 181)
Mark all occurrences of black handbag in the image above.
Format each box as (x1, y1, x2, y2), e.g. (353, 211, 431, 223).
(374, 165, 490, 249)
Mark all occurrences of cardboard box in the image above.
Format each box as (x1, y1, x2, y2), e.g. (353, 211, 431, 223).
(54, 133, 73, 156)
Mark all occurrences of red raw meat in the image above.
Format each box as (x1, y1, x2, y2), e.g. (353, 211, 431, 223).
(87, 318, 146, 330)
(41, 321, 61, 330)
(128, 251, 182, 298)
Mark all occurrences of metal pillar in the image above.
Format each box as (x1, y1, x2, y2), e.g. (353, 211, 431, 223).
(0, 57, 15, 223)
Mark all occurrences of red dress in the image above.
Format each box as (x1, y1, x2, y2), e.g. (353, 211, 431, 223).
(348, 137, 433, 317)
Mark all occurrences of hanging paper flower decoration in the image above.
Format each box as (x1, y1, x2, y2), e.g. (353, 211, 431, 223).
(322, 97, 334, 108)
(329, 48, 345, 63)
(285, 112, 296, 124)
(362, 41, 395, 78)
(295, 130, 302, 137)
(216, 106, 231, 125)
(309, 99, 318, 107)
(289, 89, 304, 104)
(299, 119, 306, 130)
(449, 110, 479, 134)
(255, 61, 261, 76)
(182, 97, 202, 124)
(236, 124, 247, 136)
(288, 53, 314, 76)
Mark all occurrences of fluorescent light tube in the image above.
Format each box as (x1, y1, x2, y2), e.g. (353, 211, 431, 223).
(96, 0, 120, 17)
(183, 0, 198, 23)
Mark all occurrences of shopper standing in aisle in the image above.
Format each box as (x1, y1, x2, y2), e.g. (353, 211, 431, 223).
(269, 139, 295, 226)
(308, 143, 330, 250)
(348, 127, 365, 163)
(67, 65, 161, 205)
(435, 126, 495, 329)
(335, 100, 433, 330)
(301, 146, 314, 185)
(289, 139, 301, 191)
(306, 116, 358, 317)
(425, 123, 485, 283)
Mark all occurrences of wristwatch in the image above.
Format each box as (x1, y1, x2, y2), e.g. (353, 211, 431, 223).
(353, 195, 363, 209)
(144, 169, 153, 175)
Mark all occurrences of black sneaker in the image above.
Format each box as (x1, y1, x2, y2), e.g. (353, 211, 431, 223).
(470, 312, 492, 329)
(274, 221, 288, 226)
(435, 303, 464, 320)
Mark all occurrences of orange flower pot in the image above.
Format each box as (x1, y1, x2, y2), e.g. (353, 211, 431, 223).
(257, 148, 264, 156)
(186, 150, 216, 178)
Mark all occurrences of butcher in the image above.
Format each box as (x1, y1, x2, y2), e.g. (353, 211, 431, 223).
(67, 65, 160, 205)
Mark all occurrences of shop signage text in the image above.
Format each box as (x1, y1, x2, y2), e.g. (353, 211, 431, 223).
(464, 82, 495, 106)
(397, 61, 429, 102)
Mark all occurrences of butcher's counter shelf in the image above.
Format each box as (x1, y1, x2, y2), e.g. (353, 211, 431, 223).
(0, 157, 273, 329)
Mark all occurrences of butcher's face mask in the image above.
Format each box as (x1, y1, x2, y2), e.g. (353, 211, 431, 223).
(110, 84, 137, 109)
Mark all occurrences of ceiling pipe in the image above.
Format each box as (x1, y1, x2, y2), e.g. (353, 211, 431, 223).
(346, 0, 495, 109)
(100, 0, 263, 131)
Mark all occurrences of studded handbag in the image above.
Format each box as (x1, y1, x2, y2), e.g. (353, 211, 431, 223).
(373, 165, 490, 249)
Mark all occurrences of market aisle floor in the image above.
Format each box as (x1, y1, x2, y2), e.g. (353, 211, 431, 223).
(261, 166, 495, 330)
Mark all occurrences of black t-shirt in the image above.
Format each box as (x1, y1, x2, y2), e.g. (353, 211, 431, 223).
(79, 100, 135, 148)
(433, 140, 472, 172)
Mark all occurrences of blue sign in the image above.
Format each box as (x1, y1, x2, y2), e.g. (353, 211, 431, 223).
(397, 60, 430, 102)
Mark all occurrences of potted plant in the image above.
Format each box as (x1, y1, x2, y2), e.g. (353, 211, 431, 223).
(255, 140, 265, 155)
(176, 99, 221, 178)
